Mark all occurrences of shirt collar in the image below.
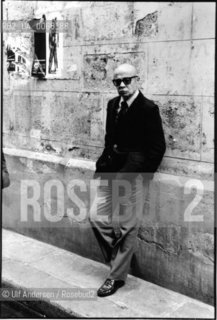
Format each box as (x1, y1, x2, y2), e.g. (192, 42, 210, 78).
(119, 89, 140, 108)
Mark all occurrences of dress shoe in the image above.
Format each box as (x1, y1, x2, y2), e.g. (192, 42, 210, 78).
(97, 279, 125, 297)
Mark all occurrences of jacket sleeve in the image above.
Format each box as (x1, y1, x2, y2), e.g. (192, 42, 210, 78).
(95, 101, 114, 173)
(143, 105, 166, 173)
(118, 105, 166, 177)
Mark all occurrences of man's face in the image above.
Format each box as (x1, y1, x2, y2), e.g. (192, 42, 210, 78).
(113, 69, 139, 99)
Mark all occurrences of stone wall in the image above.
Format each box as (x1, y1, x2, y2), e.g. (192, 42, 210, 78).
(2, 1, 215, 304)
(3, 2, 214, 173)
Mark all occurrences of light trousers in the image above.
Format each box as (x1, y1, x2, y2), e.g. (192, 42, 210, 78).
(89, 175, 149, 281)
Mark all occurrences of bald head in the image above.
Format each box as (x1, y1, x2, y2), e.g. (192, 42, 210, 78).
(113, 63, 138, 78)
(113, 63, 139, 99)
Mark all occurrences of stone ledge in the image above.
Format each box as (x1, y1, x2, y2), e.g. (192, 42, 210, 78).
(2, 229, 215, 318)
(3, 147, 95, 171)
(3, 147, 214, 186)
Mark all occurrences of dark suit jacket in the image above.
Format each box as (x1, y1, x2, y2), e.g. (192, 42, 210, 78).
(95, 91, 166, 179)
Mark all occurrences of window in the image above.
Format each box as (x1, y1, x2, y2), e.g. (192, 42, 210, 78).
(30, 15, 62, 79)
(32, 32, 46, 77)
(6, 45, 15, 72)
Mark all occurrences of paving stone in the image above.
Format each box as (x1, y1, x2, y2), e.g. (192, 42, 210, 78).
(2, 232, 55, 264)
(167, 301, 215, 318)
(2, 229, 214, 318)
(30, 250, 107, 288)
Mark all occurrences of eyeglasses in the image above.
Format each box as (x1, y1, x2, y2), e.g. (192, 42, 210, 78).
(112, 76, 138, 87)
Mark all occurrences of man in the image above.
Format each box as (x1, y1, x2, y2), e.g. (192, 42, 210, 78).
(2, 152, 10, 189)
(90, 63, 166, 297)
(48, 18, 59, 74)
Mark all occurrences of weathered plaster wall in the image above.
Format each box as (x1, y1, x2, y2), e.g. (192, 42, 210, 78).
(2, 1, 215, 304)
(3, 2, 214, 174)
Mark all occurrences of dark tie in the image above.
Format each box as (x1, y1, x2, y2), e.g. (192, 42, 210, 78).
(117, 101, 128, 123)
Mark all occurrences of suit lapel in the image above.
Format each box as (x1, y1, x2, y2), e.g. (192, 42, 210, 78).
(109, 92, 146, 127)
(127, 91, 145, 113)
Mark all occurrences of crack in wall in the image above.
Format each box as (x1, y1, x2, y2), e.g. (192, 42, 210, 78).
(137, 235, 181, 256)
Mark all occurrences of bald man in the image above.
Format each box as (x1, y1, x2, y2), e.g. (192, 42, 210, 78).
(90, 63, 166, 297)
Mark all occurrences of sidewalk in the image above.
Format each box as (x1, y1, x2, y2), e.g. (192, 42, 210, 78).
(2, 229, 215, 318)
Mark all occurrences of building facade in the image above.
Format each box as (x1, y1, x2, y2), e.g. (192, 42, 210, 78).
(2, 2, 215, 304)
